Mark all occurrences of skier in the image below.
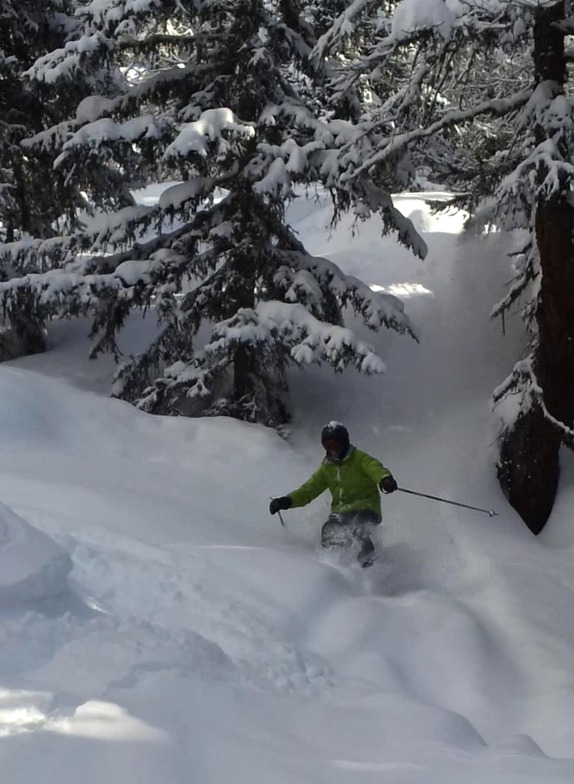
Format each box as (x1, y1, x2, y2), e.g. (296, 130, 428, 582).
(269, 421, 397, 567)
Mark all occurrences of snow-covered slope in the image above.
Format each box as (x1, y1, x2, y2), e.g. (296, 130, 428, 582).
(0, 195, 573, 783)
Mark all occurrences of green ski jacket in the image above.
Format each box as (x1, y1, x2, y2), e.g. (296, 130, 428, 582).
(287, 447, 391, 520)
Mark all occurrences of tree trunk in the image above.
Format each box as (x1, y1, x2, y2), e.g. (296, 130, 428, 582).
(233, 342, 256, 402)
(498, 2, 574, 534)
(229, 240, 256, 407)
(498, 406, 561, 535)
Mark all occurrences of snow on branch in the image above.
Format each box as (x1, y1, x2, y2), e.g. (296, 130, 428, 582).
(79, 0, 162, 34)
(0, 203, 159, 269)
(165, 109, 255, 158)
(494, 355, 574, 448)
(342, 273, 418, 338)
(346, 90, 532, 180)
(495, 139, 574, 232)
(490, 239, 537, 323)
(253, 159, 291, 197)
(207, 301, 387, 375)
(81, 204, 158, 250)
(314, 0, 377, 61)
(0, 244, 187, 321)
(285, 250, 418, 339)
(158, 179, 216, 211)
(24, 33, 113, 84)
(354, 181, 428, 260)
(517, 82, 574, 133)
(391, 0, 455, 43)
(56, 115, 165, 163)
(0, 236, 76, 271)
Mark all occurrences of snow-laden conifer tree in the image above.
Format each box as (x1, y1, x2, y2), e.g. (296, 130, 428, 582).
(0, 0, 81, 358)
(3, 0, 420, 425)
(319, 0, 574, 532)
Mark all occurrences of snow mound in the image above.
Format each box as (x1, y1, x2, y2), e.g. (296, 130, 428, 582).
(0, 501, 71, 606)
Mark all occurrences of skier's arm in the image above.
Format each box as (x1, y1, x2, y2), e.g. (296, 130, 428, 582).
(356, 451, 391, 484)
(287, 467, 328, 508)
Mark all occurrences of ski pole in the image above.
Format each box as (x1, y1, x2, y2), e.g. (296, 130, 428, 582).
(397, 487, 498, 517)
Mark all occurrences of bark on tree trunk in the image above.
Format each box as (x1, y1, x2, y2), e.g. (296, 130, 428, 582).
(233, 342, 256, 402)
(230, 241, 256, 406)
(498, 2, 574, 534)
(498, 407, 561, 535)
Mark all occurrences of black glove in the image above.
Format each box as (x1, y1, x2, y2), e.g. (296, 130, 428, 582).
(269, 496, 292, 515)
(380, 475, 398, 494)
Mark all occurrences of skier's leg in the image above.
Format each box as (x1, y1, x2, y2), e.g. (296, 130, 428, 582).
(357, 535, 375, 566)
(321, 515, 347, 550)
(321, 513, 360, 556)
(321, 512, 378, 565)
(352, 510, 380, 567)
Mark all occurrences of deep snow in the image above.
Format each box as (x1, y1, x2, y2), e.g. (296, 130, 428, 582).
(0, 194, 572, 782)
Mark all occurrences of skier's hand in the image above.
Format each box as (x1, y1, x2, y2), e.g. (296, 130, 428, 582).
(269, 496, 292, 515)
(380, 475, 398, 494)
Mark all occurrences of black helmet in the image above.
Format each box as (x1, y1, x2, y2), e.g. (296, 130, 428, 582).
(321, 421, 349, 450)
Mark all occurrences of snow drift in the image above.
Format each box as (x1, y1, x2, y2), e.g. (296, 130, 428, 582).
(0, 500, 71, 606)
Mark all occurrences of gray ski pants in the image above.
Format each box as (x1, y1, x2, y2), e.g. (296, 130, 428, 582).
(321, 509, 380, 564)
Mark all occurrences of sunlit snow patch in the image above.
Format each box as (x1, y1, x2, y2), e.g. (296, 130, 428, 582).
(49, 700, 166, 742)
(370, 282, 433, 298)
(0, 688, 51, 737)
